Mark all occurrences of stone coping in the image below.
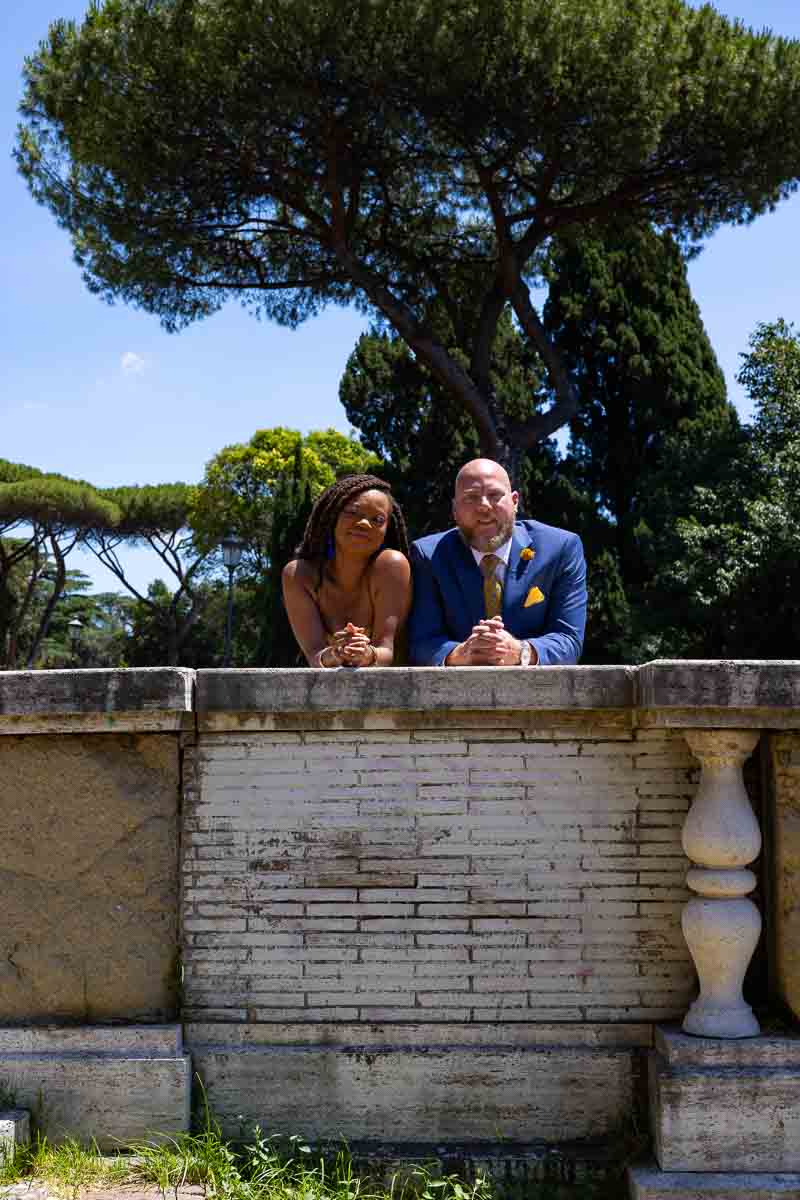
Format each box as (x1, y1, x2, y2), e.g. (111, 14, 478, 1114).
(654, 1023, 800, 1067)
(0, 667, 194, 734)
(196, 665, 635, 716)
(1, 662, 800, 733)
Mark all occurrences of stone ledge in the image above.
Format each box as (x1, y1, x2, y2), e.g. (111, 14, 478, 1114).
(628, 1162, 800, 1198)
(2, 663, 800, 733)
(637, 661, 800, 728)
(0, 668, 195, 734)
(196, 666, 635, 725)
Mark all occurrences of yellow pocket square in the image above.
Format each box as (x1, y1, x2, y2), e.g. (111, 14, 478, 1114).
(524, 586, 545, 607)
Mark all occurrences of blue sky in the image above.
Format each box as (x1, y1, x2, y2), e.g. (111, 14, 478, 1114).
(3, 0, 800, 594)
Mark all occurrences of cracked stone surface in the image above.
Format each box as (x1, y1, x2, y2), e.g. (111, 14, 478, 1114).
(0, 734, 179, 1022)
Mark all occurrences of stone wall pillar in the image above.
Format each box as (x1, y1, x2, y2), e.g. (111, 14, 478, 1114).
(680, 729, 761, 1038)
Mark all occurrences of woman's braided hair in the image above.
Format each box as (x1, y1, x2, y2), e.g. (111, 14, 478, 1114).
(294, 474, 410, 568)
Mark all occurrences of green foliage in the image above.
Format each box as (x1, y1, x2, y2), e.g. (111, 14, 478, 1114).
(84, 481, 209, 666)
(17, 0, 800, 469)
(0, 465, 122, 667)
(543, 224, 732, 568)
(0, 1134, 129, 1194)
(664, 319, 800, 656)
(0, 459, 44, 484)
(9, 566, 135, 669)
(99, 481, 194, 536)
(0, 479, 118, 528)
(257, 444, 313, 667)
(131, 1122, 496, 1200)
(340, 327, 490, 533)
(190, 427, 379, 571)
(533, 224, 740, 659)
(581, 550, 635, 665)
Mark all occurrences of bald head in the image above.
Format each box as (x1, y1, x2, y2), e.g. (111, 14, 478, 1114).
(454, 459, 512, 497)
(452, 459, 519, 552)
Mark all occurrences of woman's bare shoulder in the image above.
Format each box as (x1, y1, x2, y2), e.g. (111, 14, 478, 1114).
(372, 548, 411, 582)
(282, 557, 318, 587)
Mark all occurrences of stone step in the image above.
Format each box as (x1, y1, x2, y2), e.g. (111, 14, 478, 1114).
(0, 1026, 190, 1149)
(628, 1163, 800, 1199)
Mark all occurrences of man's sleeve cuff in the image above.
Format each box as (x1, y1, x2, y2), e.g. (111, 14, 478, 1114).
(434, 641, 459, 667)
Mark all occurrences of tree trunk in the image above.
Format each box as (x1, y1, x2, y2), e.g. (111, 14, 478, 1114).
(26, 535, 66, 668)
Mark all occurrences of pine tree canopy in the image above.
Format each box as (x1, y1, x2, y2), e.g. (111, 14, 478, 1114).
(0, 476, 120, 528)
(99, 482, 195, 536)
(16, 0, 800, 470)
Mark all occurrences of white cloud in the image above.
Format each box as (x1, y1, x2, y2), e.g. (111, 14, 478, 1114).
(120, 351, 146, 376)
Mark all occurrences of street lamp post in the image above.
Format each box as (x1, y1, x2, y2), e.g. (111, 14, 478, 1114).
(221, 533, 244, 667)
(67, 618, 83, 667)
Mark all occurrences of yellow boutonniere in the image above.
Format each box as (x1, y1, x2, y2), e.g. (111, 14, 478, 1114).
(520, 547, 535, 562)
(524, 586, 545, 607)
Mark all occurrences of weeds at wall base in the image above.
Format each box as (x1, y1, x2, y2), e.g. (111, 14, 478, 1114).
(0, 1136, 129, 1196)
(0, 1095, 633, 1200)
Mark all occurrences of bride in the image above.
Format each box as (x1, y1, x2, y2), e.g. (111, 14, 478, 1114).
(282, 474, 412, 667)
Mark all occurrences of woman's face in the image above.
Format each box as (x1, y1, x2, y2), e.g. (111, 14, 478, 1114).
(334, 489, 392, 557)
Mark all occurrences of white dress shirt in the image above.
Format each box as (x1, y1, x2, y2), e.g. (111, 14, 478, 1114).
(471, 536, 513, 583)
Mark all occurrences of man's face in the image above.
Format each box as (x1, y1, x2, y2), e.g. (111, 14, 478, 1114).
(453, 462, 518, 552)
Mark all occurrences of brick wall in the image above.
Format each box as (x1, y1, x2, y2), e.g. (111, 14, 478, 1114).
(182, 723, 696, 1023)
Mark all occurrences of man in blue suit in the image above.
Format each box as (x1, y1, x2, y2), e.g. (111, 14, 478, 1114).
(408, 459, 587, 666)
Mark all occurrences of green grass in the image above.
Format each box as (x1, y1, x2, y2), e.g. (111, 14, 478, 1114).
(127, 1128, 621, 1200)
(0, 1135, 129, 1196)
(0, 1101, 627, 1200)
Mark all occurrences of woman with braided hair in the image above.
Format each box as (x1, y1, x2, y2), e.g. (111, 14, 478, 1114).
(282, 474, 412, 667)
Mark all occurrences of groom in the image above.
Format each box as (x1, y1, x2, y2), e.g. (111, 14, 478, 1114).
(408, 458, 587, 666)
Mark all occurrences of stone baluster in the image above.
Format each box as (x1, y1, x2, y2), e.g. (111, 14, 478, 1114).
(680, 730, 761, 1038)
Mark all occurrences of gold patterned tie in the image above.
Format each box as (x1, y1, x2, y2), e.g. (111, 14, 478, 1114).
(480, 554, 503, 619)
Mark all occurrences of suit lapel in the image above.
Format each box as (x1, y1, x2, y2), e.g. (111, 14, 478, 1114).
(502, 524, 536, 622)
(450, 530, 485, 629)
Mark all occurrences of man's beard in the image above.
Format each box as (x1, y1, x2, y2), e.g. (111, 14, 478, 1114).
(458, 513, 516, 553)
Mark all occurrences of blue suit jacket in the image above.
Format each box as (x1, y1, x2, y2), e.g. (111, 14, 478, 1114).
(408, 520, 587, 666)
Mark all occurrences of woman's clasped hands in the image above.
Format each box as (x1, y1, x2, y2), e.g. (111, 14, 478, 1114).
(324, 623, 377, 668)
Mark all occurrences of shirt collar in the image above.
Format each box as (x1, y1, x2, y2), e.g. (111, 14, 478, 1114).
(471, 536, 513, 570)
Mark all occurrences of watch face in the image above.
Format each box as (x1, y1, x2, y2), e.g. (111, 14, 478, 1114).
(520, 641, 532, 666)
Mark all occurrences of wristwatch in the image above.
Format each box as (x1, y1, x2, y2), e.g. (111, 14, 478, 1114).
(519, 639, 533, 667)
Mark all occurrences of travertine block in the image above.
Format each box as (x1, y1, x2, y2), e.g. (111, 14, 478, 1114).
(650, 1026, 800, 1172)
(0, 734, 180, 1022)
(187, 1023, 641, 1143)
(0, 1026, 190, 1148)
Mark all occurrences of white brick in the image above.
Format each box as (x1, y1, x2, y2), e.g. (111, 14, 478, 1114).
(186, 719, 707, 1019)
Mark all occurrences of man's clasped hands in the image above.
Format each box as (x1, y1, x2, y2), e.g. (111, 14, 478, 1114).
(445, 615, 525, 667)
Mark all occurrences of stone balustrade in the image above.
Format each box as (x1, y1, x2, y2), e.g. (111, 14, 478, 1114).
(1, 660, 799, 1168)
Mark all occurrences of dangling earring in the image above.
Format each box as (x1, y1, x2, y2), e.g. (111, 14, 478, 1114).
(326, 534, 335, 560)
